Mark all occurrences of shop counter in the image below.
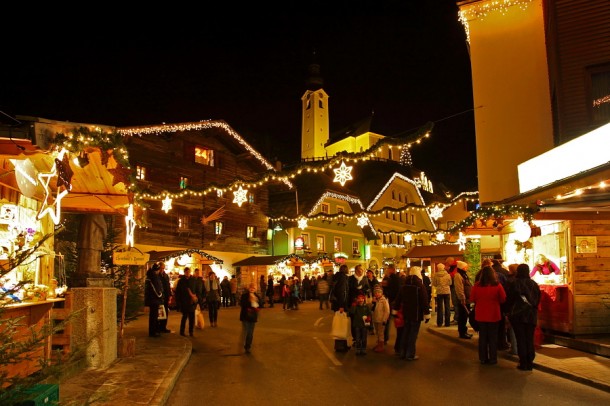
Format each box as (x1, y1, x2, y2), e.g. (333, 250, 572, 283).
(537, 284, 572, 334)
(0, 298, 64, 384)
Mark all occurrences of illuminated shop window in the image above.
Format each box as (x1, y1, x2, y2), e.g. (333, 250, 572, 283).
(195, 146, 215, 166)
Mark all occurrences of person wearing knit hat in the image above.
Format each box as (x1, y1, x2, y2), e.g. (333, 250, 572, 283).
(371, 283, 389, 352)
(348, 292, 372, 355)
(392, 265, 431, 360)
(433, 262, 453, 327)
(454, 261, 474, 339)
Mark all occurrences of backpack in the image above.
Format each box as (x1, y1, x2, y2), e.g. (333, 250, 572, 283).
(461, 273, 473, 301)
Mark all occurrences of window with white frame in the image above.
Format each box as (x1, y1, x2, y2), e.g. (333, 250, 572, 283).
(316, 235, 325, 252)
(214, 221, 223, 235)
(334, 236, 342, 252)
(352, 240, 360, 255)
(321, 203, 330, 214)
(246, 225, 256, 239)
(302, 233, 310, 250)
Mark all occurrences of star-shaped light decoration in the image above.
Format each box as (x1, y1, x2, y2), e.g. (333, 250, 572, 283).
(108, 163, 132, 187)
(457, 232, 467, 251)
(356, 214, 369, 228)
(162, 196, 172, 213)
(297, 216, 308, 230)
(333, 161, 353, 186)
(37, 149, 71, 225)
(232, 186, 248, 207)
(404, 233, 413, 242)
(428, 204, 443, 221)
(125, 204, 137, 247)
(436, 231, 445, 242)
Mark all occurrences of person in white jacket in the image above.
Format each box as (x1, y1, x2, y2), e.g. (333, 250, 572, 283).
(371, 284, 390, 353)
(432, 263, 452, 327)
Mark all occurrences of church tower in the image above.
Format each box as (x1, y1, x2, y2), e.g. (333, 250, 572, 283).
(301, 61, 329, 160)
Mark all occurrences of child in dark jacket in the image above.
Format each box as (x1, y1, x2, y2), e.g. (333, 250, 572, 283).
(349, 294, 372, 355)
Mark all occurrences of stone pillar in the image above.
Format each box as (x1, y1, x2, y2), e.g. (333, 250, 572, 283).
(74, 214, 107, 287)
(70, 287, 117, 369)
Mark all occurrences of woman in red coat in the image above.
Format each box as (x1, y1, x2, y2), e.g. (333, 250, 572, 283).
(470, 266, 506, 365)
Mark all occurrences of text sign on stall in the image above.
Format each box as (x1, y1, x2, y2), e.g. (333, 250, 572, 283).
(113, 251, 150, 265)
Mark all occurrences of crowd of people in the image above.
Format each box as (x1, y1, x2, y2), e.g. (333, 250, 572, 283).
(144, 256, 541, 369)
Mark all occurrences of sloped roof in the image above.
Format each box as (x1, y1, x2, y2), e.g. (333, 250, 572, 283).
(328, 115, 374, 144)
(232, 255, 287, 266)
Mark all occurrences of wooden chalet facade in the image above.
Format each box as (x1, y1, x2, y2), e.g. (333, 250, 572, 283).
(118, 121, 281, 271)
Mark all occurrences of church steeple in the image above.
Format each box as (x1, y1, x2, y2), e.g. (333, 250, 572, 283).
(301, 52, 329, 160)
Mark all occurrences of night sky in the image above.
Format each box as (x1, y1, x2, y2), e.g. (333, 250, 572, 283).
(1, 4, 477, 193)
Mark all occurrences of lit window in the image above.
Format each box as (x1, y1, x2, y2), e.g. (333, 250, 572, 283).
(136, 165, 146, 180)
(214, 221, 223, 235)
(336, 205, 344, 214)
(246, 225, 256, 239)
(316, 235, 325, 252)
(302, 233, 310, 249)
(352, 240, 360, 254)
(194, 146, 215, 166)
(334, 237, 342, 252)
(248, 194, 254, 204)
(179, 176, 189, 189)
(217, 189, 224, 198)
(178, 215, 190, 230)
(321, 203, 330, 214)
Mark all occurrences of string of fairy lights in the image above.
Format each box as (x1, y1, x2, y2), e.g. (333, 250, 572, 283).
(458, 0, 534, 43)
(43, 122, 545, 247)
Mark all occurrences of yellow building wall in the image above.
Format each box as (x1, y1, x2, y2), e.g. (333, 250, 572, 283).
(463, 0, 554, 203)
(325, 132, 385, 157)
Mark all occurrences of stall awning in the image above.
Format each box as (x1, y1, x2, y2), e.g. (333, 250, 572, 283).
(232, 255, 287, 266)
(403, 244, 462, 260)
(147, 249, 223, 264)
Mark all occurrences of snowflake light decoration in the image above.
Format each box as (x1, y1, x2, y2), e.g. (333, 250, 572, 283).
(125, 204, 137, 247)
(333, 161, 353, 186)
(436, 231, 445, 242)
(162, 196, 172, 213)
(404, 233, 413, 242)
(428, 204, 443, 221)
(233, 186, 248, 207)
(297, 216, 308, 230)
(356, 214, 368, 228)
(458, 232, 467, 251)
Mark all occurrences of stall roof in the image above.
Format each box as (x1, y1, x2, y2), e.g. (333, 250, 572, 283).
(0, 140, 130, 215)
(147, 249, 223, 264)
(403, 244, 463, 259)
(232, 255, 288, 266)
